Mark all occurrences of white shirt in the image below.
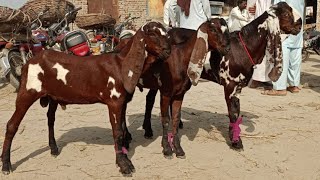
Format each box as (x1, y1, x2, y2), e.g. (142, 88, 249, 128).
(169, 0, 211, 30)
(228, 6, 250, 32)
(255, 0, 272, 18)
(163, 0, 179, 27)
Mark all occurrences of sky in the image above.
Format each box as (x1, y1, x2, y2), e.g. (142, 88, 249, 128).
(0, 0, 27, 9)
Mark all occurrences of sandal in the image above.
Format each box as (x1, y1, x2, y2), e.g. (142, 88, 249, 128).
(287, 86, 300, 93)
(261, 89, 287, 96)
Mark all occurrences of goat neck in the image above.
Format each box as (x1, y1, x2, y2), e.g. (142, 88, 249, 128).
(238, 12, 270, 65)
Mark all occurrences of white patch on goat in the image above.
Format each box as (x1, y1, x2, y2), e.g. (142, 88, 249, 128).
(128, 70, 133, 78)
(108, 76, 121, 99)
(203, 51, 212, 73)
(113, 113, 117, 124)
(158, 28, 166, 36)
(219, 57, 245, 86)
(258, 11, 280, 35)
(145, 51, 148, 58)
(229, 86, 241, 99)
(100, 92, 103, 96)
(140, 38, 143, 42)
(110, 88, 121, 99)
(53, 63, 69, 85)
(108, 76, 115, 85)
(221, 25, 227, 33)
(198, 29, 209, 50)
(26, 64, 44, 92)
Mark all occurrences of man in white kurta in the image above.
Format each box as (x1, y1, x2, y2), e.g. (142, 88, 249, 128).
(169, 0, 211, 30)
(249, 0, 273, 88)
(227, 0, 250, 32)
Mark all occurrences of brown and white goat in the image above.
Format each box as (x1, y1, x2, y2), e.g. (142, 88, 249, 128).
(1, 22, 170, 176)
(141, 2, 302, 151)
(195, 2, 302, 149)
(135, 19, 228, 158)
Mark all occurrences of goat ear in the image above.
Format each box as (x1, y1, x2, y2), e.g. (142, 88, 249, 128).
(266, 32, 283, 82)
(121, 31, 146, 94)
(187, 28, 209, 86)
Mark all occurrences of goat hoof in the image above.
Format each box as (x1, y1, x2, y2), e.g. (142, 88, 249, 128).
(2, 162, 12, 175)
(162, 148, 173, 158)
(231, 139, 244, 150)
(50, 148, 59, 156)
(116, 154, 135, 176)
(175, 149, 185, 158)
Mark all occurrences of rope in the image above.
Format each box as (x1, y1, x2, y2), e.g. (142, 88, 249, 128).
(238, 32, 256, 68)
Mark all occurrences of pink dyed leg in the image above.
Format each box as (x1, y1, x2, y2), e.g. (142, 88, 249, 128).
(229, 117, 243, 143)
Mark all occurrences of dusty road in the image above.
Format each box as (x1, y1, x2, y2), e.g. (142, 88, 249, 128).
(0, 54, 320, 180)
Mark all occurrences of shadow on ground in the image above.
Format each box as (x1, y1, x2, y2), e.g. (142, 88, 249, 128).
(10, 106, 258, 170)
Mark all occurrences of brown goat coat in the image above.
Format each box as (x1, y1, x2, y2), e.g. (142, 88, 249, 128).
(1, 22, 170, 175)
(140, 2, 302, 152)
(138, 21, 227, 157)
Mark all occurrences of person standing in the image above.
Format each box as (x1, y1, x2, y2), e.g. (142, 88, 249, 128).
(169, 0, 211, 30)
(249, 0, 273, 88)
(227, 0, 250, 32)
(262, 0, 304, 96)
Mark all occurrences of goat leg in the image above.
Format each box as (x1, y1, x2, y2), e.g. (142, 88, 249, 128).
(122, 103, 132, 149)
(108, 103, 135, 176)
(171, 99, 185, 158)
(1, 92, 39, 174)
(47, 100, 59, 156)
(143, 89, 158, 139)
(169, 101, 184, 129)
(225, 85, 243, 150)
(160, 95, 173, 158)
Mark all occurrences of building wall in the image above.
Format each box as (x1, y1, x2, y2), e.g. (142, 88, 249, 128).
(118, 0, 148, 28)
(68, 0, 88, 14)
(69, 0, 164, 28)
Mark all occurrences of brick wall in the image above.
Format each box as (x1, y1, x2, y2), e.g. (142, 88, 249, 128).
(25, 0, 161, 29)
(118, 0, 148, 28)
(69, 0, 161, 28)
(68, 0, 88, 15)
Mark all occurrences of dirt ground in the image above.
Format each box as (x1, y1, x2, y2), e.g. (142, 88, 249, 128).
(0, 54, 320, 180)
